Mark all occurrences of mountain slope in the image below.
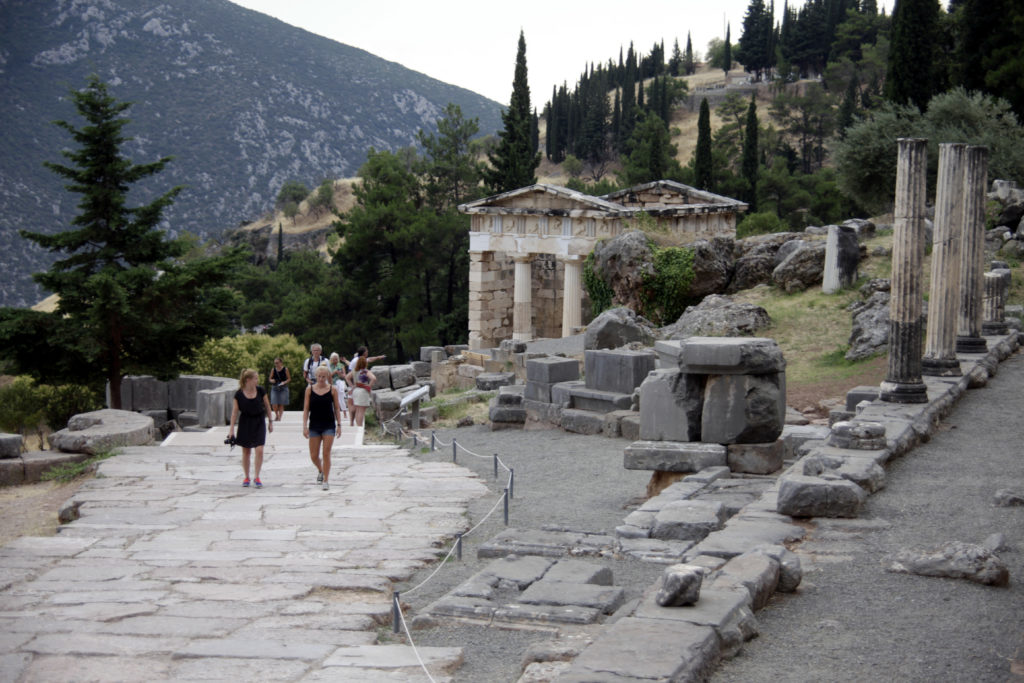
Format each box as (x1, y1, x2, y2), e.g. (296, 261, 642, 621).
(0, 0, 503, 306)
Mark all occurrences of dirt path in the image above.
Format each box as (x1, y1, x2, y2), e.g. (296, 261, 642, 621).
(0, 479, 86, 546)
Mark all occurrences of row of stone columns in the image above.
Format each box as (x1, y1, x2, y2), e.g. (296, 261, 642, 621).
(882, 139, 990, 403)
(511, 253, 584, 342)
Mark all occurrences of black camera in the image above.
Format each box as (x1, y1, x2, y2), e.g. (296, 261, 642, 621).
(224, 435, 237, 448)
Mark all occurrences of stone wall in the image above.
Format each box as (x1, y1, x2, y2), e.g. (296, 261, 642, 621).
(112, 375, 236, 428)
(469, 251, 514, 349)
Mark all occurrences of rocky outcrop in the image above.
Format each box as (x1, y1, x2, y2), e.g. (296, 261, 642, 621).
(687, 238, 735, 299)
(585, 307, 657, 350)
(592, 231, 655, 313)
(772, 241, 827, 293)
(661, 295, 772, 339)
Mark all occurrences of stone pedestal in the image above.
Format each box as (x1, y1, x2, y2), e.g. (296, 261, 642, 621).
(880, 138, 928, 403)
(512, 254, 533, 342)
(923, 143, 966, 376)
(821, 224, 858, 293)
(956, 145, 990, 353)
(560, 255, 583, 337)
(982, 272, 1009, 335)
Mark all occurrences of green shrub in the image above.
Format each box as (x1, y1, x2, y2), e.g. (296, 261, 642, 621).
(640, 245, 695, 325)
(41, 448, 118, 483)
(0, 376, 46, 444)
(40, 384, 102, 432)
(736, 211, 788, 238)
(187, 333, 308, 409)
(583, 251, 614, 315)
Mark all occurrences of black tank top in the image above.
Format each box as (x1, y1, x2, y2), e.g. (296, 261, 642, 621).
(308, 387, 335, 432)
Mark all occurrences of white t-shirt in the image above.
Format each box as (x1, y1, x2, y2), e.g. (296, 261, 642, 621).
(304, 355, 328, 382)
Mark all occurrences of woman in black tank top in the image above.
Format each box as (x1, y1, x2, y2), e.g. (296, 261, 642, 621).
(303, 364, 341, 490)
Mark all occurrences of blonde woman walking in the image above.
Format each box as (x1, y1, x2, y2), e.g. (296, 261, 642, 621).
(303, 364, 341, 490)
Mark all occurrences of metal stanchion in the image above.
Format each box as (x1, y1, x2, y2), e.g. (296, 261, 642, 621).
(456, 532, 463, 561)
(412, 433, 417, 449)
(452, 438, 457, 463)
(431, 431, 436, 452)
(392, 591, 401, 634)
(510, 467, 514, 499)
(493, 454, 498, 479)
(503, 488, 509, 525)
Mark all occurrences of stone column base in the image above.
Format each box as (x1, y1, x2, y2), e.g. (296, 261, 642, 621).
(921, 356, 962, 377)
(879, 380, 928, 404)
(956, 335, 988, 353)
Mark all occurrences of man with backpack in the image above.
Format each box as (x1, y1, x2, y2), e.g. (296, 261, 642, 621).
(303, 343, 329, 385)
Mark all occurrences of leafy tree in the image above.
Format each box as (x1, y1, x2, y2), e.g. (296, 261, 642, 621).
(706, 38, 726, 71)
(770, 82, 835, 173)
(739, 0, 775, 81)
(694, 98, 714, 190)
(5, 76, 242, 408)
(562, 154, 584, 179)
(276, 180, 309, 210)
(885, 0, 940, 111)
(309, 180, 334, 217)
(952, 0, 1024, 121)
(618, 112, 683, 186)
(0, 377, 46, 447)
(484, 30, 540, 193)
(742, 96, 760, 211)
(189, 333, 307, 408)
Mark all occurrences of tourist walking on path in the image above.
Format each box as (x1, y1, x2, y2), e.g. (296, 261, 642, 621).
(268, 357, 291, 421)
(228, 368, 273, 489)
(303, 343, 328, 385)
(346, 356, 376, 428)
(347, 346, 384, 424)
(303, 364, 341, 490)
(328, 352, 349, 421)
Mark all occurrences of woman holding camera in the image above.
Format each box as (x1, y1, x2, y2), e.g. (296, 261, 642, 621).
(228, 368, 274, 488)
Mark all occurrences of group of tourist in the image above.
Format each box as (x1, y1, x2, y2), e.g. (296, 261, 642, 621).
(227, 342, 384, 490)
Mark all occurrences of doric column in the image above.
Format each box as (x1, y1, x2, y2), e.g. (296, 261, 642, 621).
(880, 138, 928, 404)
(982, 272, 1009, 335)
(560, 255, 584, 337)
(512, 254, 533, 342)
(956, 145, 990, 353)
(922, 143, 967, 376)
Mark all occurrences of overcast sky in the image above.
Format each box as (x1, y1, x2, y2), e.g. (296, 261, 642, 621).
(230, 0, 893, 106)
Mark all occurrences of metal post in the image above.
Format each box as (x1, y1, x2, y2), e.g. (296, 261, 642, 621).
(493, 454, 498, 479)
(456, 532, 463, 561)
(452, 438, 457, 463)
(509, 468, 514, 499)
(392, 591, 401, 634)
(431, 431, 436, 452)
(503, 488, 509, 525)
(412, 433, 418, 449)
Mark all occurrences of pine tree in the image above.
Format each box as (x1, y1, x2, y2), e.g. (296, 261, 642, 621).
(742, 96, 759, 211)
(885, 0, 940, 111)
(695, 98, 713, 191)
(669, 38, 683, 76)
(13, 76, 241, 408)
(484, 30, 540, 193)
(684, 33, 696, 75)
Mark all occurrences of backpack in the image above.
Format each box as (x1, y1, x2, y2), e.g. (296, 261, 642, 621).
(304, 356, 326, 381)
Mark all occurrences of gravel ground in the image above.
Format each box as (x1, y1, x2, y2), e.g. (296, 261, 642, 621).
(712, 352, 1024, 682)
(395, 425, 664, 682)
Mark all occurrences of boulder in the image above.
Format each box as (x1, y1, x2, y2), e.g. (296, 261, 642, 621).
(583, 307, 656, 350)
(772, 241, 827, 292)
(728, 246, 777, 293)
(776, 474, 866, 518)
(651, 500, 727, 541)
(687, 238, 735, 299)
(842, 218, 876, 239)
(655, 564, 705, 606)
(887, 541, 1009, 587)
(846, 290, 890, 361)
(995, 203, 1024, 233)
(0, 433, 22, 459)
(701, 373, 785, 444)
(591, 230, 655, 312)
(48, 409, 157, 455)
(389, 364, 416, 389)
(661, 295, 772, 339)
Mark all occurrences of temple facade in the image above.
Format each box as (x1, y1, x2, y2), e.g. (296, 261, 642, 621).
(458, 180, 748, 350)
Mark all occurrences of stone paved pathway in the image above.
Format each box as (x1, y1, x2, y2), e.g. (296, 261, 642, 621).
(0, 412, 487, 681)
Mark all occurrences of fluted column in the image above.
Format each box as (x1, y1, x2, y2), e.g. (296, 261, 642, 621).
(512, 254, 533, 342)
(956, 145, 990, 353)
(982, 272, 1009, 335)
(880, 138, 928, 403)
(560, 255, 583, 337)
(922, 143, 966, 376)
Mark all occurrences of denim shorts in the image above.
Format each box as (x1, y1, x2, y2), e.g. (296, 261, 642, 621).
(308, 427, 336, 438)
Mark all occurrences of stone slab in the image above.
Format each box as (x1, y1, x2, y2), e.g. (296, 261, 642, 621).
(526, 357, 580, 384)
(0, 434, 22, 459)
(846, 385, 881, 411)
(22, 451, 92, 483)
(639, 369, 702, 442)
(543, 559, 613, 585)
(523, 399, 562, 426)
(519, 581, 625, 613)
(708, 552, 780, 611)
(49, 410, 157, 455)
(701, 373, 785, 444)
(584, 349, 656, 394)
(524, 381, 554, 403)
(0, 459, 25, 486)
(624, 441, 727, 472)
(619, 413, 640, 441)
(476, 372, 515, 391)
(726, 440, 784, 474)
(776, 473, 867, 518)
(567, 386, 633, 414)
(566, 617, 719, 682)
(492, 603, 602, 625)
(651, 500, 727, 542)
(560, 409, 605, 435)
(688, 518, 806, 560)
(478, 555, 554, 589)
(678, 337, 786, 375)
(478, 528, 616, 559)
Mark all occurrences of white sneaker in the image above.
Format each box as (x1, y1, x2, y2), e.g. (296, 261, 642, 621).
(322, 481, 329, 491)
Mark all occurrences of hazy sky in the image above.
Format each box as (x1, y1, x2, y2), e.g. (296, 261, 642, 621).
(230, 0, 893, 106)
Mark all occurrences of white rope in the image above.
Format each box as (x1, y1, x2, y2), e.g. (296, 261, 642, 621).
(395, 605, 438, 683)
(400, 534, 460, 597)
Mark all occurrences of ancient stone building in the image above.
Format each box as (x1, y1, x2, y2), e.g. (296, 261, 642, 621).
(459, 180, 747, 350)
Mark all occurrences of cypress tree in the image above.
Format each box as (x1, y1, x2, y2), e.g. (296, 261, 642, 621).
(685, 33, 695, 75)
(724, 24, 733, 77)
(837, 74, 859, 137)
(484, 30, 541, 193)
(276, 222, 284, 269)
(742, 96, 759, 211)
(695, 98, 713, 191)
(885, 0, 940, 111)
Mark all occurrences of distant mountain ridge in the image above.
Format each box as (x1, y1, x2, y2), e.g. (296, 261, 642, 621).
(0, 0, 503, 307)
